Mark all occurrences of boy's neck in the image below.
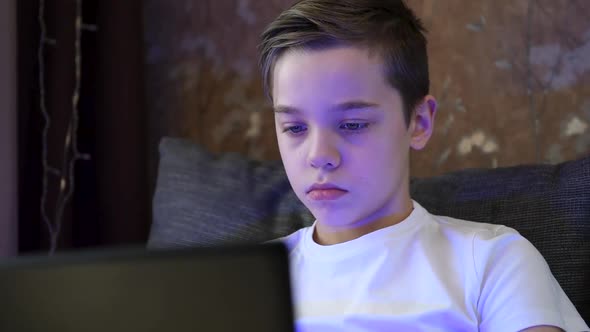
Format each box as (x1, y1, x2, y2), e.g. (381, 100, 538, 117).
(312, 197, 414, 246)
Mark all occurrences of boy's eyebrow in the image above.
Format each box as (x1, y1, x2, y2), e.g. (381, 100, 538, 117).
(331, 101, 381, 112)
(273, 105, 301, 114)
(273, 101, 380, 114)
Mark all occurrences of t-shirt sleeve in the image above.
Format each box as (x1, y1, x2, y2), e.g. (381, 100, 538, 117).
(473, 226, 589, 332)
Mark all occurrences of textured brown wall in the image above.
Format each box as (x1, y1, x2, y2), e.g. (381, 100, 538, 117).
(144, 0, 590, 178)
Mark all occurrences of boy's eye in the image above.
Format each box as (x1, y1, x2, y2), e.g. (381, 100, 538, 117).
(283, 125, 307, 134)
(339, 122, 369, 131)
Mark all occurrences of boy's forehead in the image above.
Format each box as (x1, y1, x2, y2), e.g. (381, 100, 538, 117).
(275, 45, 384, 72)
(273, 47, 384, 87)
(272, 46, 392, 107)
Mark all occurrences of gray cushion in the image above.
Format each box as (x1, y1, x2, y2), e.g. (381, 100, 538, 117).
(149, 138, 313, 247)
(149, 136, 590, 323)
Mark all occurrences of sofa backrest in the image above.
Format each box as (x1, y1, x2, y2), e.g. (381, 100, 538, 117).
(149, 137, 590, 323)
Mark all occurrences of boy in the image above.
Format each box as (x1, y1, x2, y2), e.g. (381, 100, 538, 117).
(258, 0, 589, 331)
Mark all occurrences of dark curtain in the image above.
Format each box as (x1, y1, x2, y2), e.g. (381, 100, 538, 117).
(18, 0, 150, 254)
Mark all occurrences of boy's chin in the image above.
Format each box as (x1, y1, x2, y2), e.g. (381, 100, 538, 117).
(308, 209, 359, 228)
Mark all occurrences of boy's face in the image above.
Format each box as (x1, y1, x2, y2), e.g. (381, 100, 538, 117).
(272, 46, 435, 233)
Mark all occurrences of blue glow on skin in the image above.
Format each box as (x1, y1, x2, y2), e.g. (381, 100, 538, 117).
(272, 45, 437, 246)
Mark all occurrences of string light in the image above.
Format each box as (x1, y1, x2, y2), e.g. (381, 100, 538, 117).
(38, 0, 91, 255)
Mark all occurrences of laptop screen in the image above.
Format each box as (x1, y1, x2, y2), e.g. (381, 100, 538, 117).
(0, 243, 295, 332)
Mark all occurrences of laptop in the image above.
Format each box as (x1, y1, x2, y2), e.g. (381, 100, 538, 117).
(0, 242, 295, 332)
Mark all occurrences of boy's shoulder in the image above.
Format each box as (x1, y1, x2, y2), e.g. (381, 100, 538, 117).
(413, 198, 523, 236)
(426, 209, 516, 238)
(276, 225, 310, 253)
(420, 203, 529, 255)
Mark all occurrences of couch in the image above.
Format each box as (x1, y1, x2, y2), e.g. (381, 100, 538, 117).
(148, 137, 590, 324)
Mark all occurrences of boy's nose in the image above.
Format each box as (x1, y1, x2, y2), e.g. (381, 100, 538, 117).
(307, 132, 341, 170)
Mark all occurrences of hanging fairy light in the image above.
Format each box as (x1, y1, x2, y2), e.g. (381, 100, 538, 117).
(38, 0, 94, 255)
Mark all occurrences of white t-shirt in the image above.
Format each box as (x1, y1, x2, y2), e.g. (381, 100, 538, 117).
(281, 200, 589, 332)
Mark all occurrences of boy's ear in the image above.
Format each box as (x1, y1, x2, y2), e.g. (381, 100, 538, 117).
(409, 96, 437, 150)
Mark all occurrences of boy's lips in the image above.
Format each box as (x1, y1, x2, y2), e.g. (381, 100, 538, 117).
(306, 183, 348, 201)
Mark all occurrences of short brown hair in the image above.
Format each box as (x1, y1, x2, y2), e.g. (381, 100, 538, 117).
(258, 0, 429, 125)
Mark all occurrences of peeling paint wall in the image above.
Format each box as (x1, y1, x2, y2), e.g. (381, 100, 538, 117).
(144, 0, 590, 178)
